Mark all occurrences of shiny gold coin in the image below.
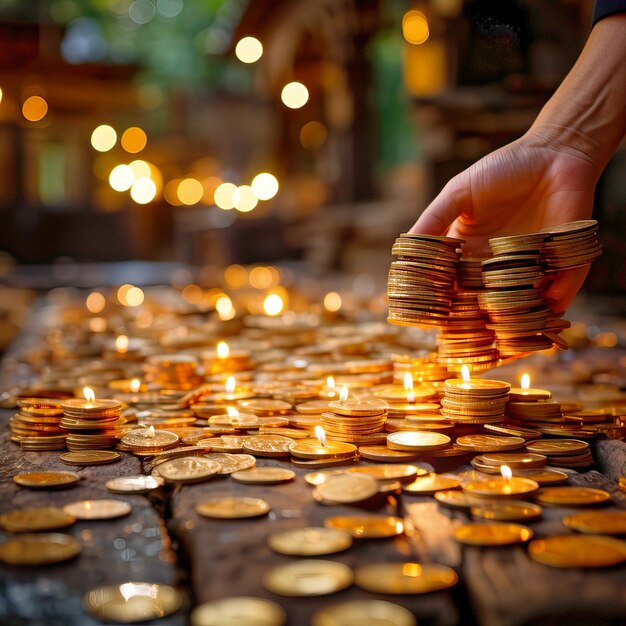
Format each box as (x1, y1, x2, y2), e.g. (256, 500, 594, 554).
(206, 453, 256, 474)
(196, 496, 270, 519)
(157, 456, 221, 484)
(534, 487, 611, 507)
(328, 397, 388, 417)
(0, 507, 76, 533)
(84, 581, 183, 623)
(453, 522, 533, 546)
(316, 474, 379, 504)
(525, 439, 589, 456)
(63, 499, 132, 520)
(268, 527, 353, 556)
(358, 445, 419, 462)
(13, 471, 80, 489)
(0, 533, 81, 566)
(403, 473, 461, 495)
(289, 439, 357, 460)
(242, 435, 295, 458)
(471, 501, 543, 522)
(239, 399, 292, 414)
(263, 560, 353, 597)
(231, 467, 295, 485)
(562, 511, 626, 535)
(106, 475, 165, 494)
(59, 450, 121, 466)
(514, 468, 569, 485)
(528, 535, 626, 568)
(354, 562, 458, 594)
(346, 464, 425, 483)
(434, 490, 476, 510)
(455, 435, 525, 452)
(191, 596, 286, 626)
(311, 599, 416, 626)
(120, 428, 180, 450)
(479, 452, 546, 469)
(463, 477, 539, 499)
(324, 516, 405, 539)
(386, 431, 451, 451)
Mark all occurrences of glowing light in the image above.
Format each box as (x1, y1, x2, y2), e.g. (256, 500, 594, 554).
(109, 164, 134, 192)
(128, 159, 151, 179)
(130, 177, 157, 204)
(217, 341, 230, 359)
(121, 127, 147, 153)
(125, 286, 144, 307)
(177, 178, 204, 205)
(90, 125, 117, 151)
(403, 373, 414, 392)
(403, 10, 430, 45)
(0, 87, 3, 104)
(281, 82, 309, 109)
(315, 425, 326, 447)
(130, 378, 141, 393)
(202, 176, 222, 204)
(263, 293, 284, 316)
(86, 291, 106, 314)
(326, 376, 335, 389)
(83, 387, 96, 403)
(181, 284, 203, 304)
(233, 185, 258, 212)
(117, 284, 132, 304)
(521, 374, 530, 390)
(215, 295, 236, 320)
(116, 335, 129, 353)
(226, 406, 239, 418)
(22, 96, 48, 122)
(251, 173, 279, 201)
(89, 317, 107, 332)
(224, 265, 248, 288)
(146, 425, 156, 438)
(235, 36, 263, 63)
(214, 182, 237, 210)
(300, 121, 327, 150)
(225, 376, 236, 393)
(249, 266, 274, 289)
(501, 465, 512, 481)
(323, 291, 342, 312)
(461, 365, 471, 386)
(339, 386, 349, 402)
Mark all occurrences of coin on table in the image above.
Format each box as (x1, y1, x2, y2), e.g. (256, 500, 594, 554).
(191, 596, 286, 626)
(562, 511, 626, 535)
(268, 527, 353, 556)
(514, 468, 569, 485)
(455, 435, 525, 452)
(358, 446, 419, 462)
(528, 535, 626, 568)
(312, 599, 416, 626)
(196, 496, 270, 519)
(386, 431, 451, 452)
(59, 450, 121, 466)
(84, 581, 183, 623)
(242, 435, 295, 458)
(534, 486, 611, 507)
(63, 499, 132, 520)
(120, 428, 180, 450)
(157, 457, 221, 484)
(525, 439, 589, 456)
(0, 533, 81, 566)
(106, 475, 165, 494)
(471, 501, 543, 522)
(13, 471, 80, 489)
(207, 453, 256, 475)
(324, 516, 405, 539)
(345, 465, 426, 484)
(434, 490, 476, 510)
(453, 523, 533, 546)
(315, 474, 379, 504)
(403, 474, 461, 495)
(263, 560, 353, 597)
(328, 397, 388, 417)
(354, 562, 458, 594)
(0, 507, 76, 532)
(232, 467, 295, 485)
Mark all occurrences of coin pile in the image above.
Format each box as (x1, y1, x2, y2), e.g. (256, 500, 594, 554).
(525, 438, 593, 469)
(440, 376, 510, 424)
(506, 399, 564, 425)
(387, 233, 462, 327)
(540, 220, 602, 271)
(321, 396, 389, 444)
(202, 346, 253, 375)
(143, 354, 204, 390)
(11, 398, 67, 450)
(60, 398, 123, 451)
(391, 354, 449, 387)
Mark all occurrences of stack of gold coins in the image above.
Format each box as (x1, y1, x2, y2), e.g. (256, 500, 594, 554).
(391, 355, 449, 386)
(525, 438, 593, 468)
(60, 398, 123, 451)
(457, 256, 485, 289)
(470, 450, 548, 474)
(143, 354, 204, 390)
(387, 233, 463, 327)
(506, 399, 564, 426)
(11, 398, 67, 450)
(201, 344, 252, 375)
(540, 220, 602, 271)
(321, 396, 389, 444)
(440, 374, 510, 424)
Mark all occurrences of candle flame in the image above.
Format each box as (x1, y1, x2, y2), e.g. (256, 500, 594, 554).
(83, 387, 95, 403)
(521, 373, 530, 390)
(403, 373, 414, 392)
(225, 376, 236, 393)
(226, 406, 239, 418)
(314, 425, 326, 447)
(147, 425, 156, 438)
(407, 390, 416, 404)
(500, 465, 512, 480)
(339, 385, 349, 402)
(130, 378, 141, 393)
(326, 376, 335, 389)
(461, 365, 471, 383)
(115, 334, 129, 354)
(217, 341, 229, 359)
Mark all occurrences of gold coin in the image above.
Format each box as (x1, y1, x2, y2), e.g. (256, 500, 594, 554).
(191, 596, 286, 626)
(324, 516, 405, 539)
(525, 439, 589, 456)
(157, 457, 221, 484)
(84, 581, 183, 623)
(268, 527, 352, 556)
(289, 439, 357, 460)
(358, 445, 419, 462)
(263, 560, 353, 597)
(444, 378, 510, 393)
(528, 535, 626, 568)
(534, 487, 611, 507)
(312, 600, 416, 626)
(386, 431, 451, 452)
(434, 490, 476, 510)
(345, 464, 425, 483)
(120, 428, 180, 450)
(315, 474, 379, 504)
(0, 507, 76, 532)
(196, 496, 270, 519)
(106, 475, 165, 494)
(239, 399, 292, 414)
(514, 468, 569, 485)
(463, 476, 539, 499)
(403, 474, 461, 495)
(562, 511, 626, 535)
(471, 501, 542, 522)
(328, 397, 388, 417)
(59, 450, 121, 466)
(231, 467, 295, 484)
(206, 453, 256, 474)
(354, 562, 458, 594)
(0, 533, 82, 566)
(13, 471, 80, 489)
(455, 435, 525, 452)
(63, 499, 132, 520)
(453, 522, 533, 546)
(242, 435, 295, 458)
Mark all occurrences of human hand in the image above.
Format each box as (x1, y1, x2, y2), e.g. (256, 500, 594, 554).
(409, 131, 599, 312)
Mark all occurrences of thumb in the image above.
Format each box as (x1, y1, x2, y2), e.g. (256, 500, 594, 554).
(546, 265, 590, 313)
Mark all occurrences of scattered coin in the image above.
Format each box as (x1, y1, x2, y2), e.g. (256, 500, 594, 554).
(263, 560, 353, 597)
(311, 600, 416, 626)
(315, 474, 379, 505)
(157, 456, 221, 484)
(268, 527, 353, 556)
(528, 535, 626, 568)
(63, 499, 132, 520)
(324, 516, 405, 539)
(354, 562, 458, 594)
(106, 475, 165, 494)
(471, 501, 543, 522)
(191, 596, 286, 626)
(196, 497, 270, 519)
(562, 511, 626, 535)
(453, 523, 533, 546)
(403, 473, 461, 495)
(232, 467, 295, 485)
(206, 453, 256, 474)
(534, 486, 611, 507)
(0, 533, 81, 566)
(59, 450, 121, 466)
(13, 471, 80, 489)
(0, 507, 76, 533)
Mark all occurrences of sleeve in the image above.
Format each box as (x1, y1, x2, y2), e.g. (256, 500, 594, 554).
(593, 0, 626, 24)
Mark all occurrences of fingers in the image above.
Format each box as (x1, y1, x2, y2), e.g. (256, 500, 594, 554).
(546, 266, 590, 313)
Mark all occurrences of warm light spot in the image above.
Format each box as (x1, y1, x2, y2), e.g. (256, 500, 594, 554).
(214, 182, 237, 210)
(125, 286, 145, 307)
(403, 10, 430, 45)
(403, 373, 414, 391)
(339, 386, 349, 402)
(130, 177, 157, 204)
(215, 295, 236, 320)
(109, 164, 135, 192)
(300, 121, 327, 150)
(314, 425, 326, 447)
(128, 159, 152, 179)
(130, 378, 141, 393)
(217, 341, 230, 359)
(89, 317, 107, 332)
(263, 293, 284, 316)
(0, 87, 3, 104)
(251, 173, 279, 201)
(226, 406, 239, 418)
(281, 82, 309, 109)
(323, 291, 342, 312)
(116, 334, 129, 353)
(177, 178, 204, 205)
(202, 176, 222, 204)
(521, 373, 530, 390)
(22, 95, 48, 122)
(146, 425, 156, 438)
(249, 266, 274, 289)
(233, 185, 258, 212)
(117, 284, 133, 304)
(225, 376, 236, 393)
(500, 465, 512, 480)
(121, 127, 147, 153)
(235, 36, 263, 63)
(326, 376, 335, 389)
(83, 387, 96, 403)
(401, 563, 423, 577)
(461, 365, 471, 383)
(90, 124, 117, 151)
(181, 284, 203, 304)
(164, 179, 183, 206)
(224, 264, 248, 289)
(86, 291, 106, 314)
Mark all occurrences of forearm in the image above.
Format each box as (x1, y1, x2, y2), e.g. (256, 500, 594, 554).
(529, 13, 626, 176)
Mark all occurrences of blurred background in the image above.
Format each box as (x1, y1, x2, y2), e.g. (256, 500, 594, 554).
(0, 0, 624, 348)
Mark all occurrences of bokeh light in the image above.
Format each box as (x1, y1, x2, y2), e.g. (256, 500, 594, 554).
(177, 178, 204, 205)
(300, 121, 327, 150)
(130, 177, 157, 204)
(403, 10, 429, 44)
(324, 291, 343, 312)
(128, 159, 151, 179)
(215, 295, 236, 320)
(263, 293, 284, 316)
(91, 125, 117, 151)
(235, 36, 263, 63)
(109, 164, 135, 191)
(125, 286, 145, 307)
(85, 291, 106, 313)
(214, 182, 237, 210)
(233, 185, 258, 212)
(22, 95, 48, 122)
(251, 173, 279, 201)
(224, 264, 248, 289)
(121, 127, 147, 153)
(281, 82, 309, 109)
(249, 266, 274, 289)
